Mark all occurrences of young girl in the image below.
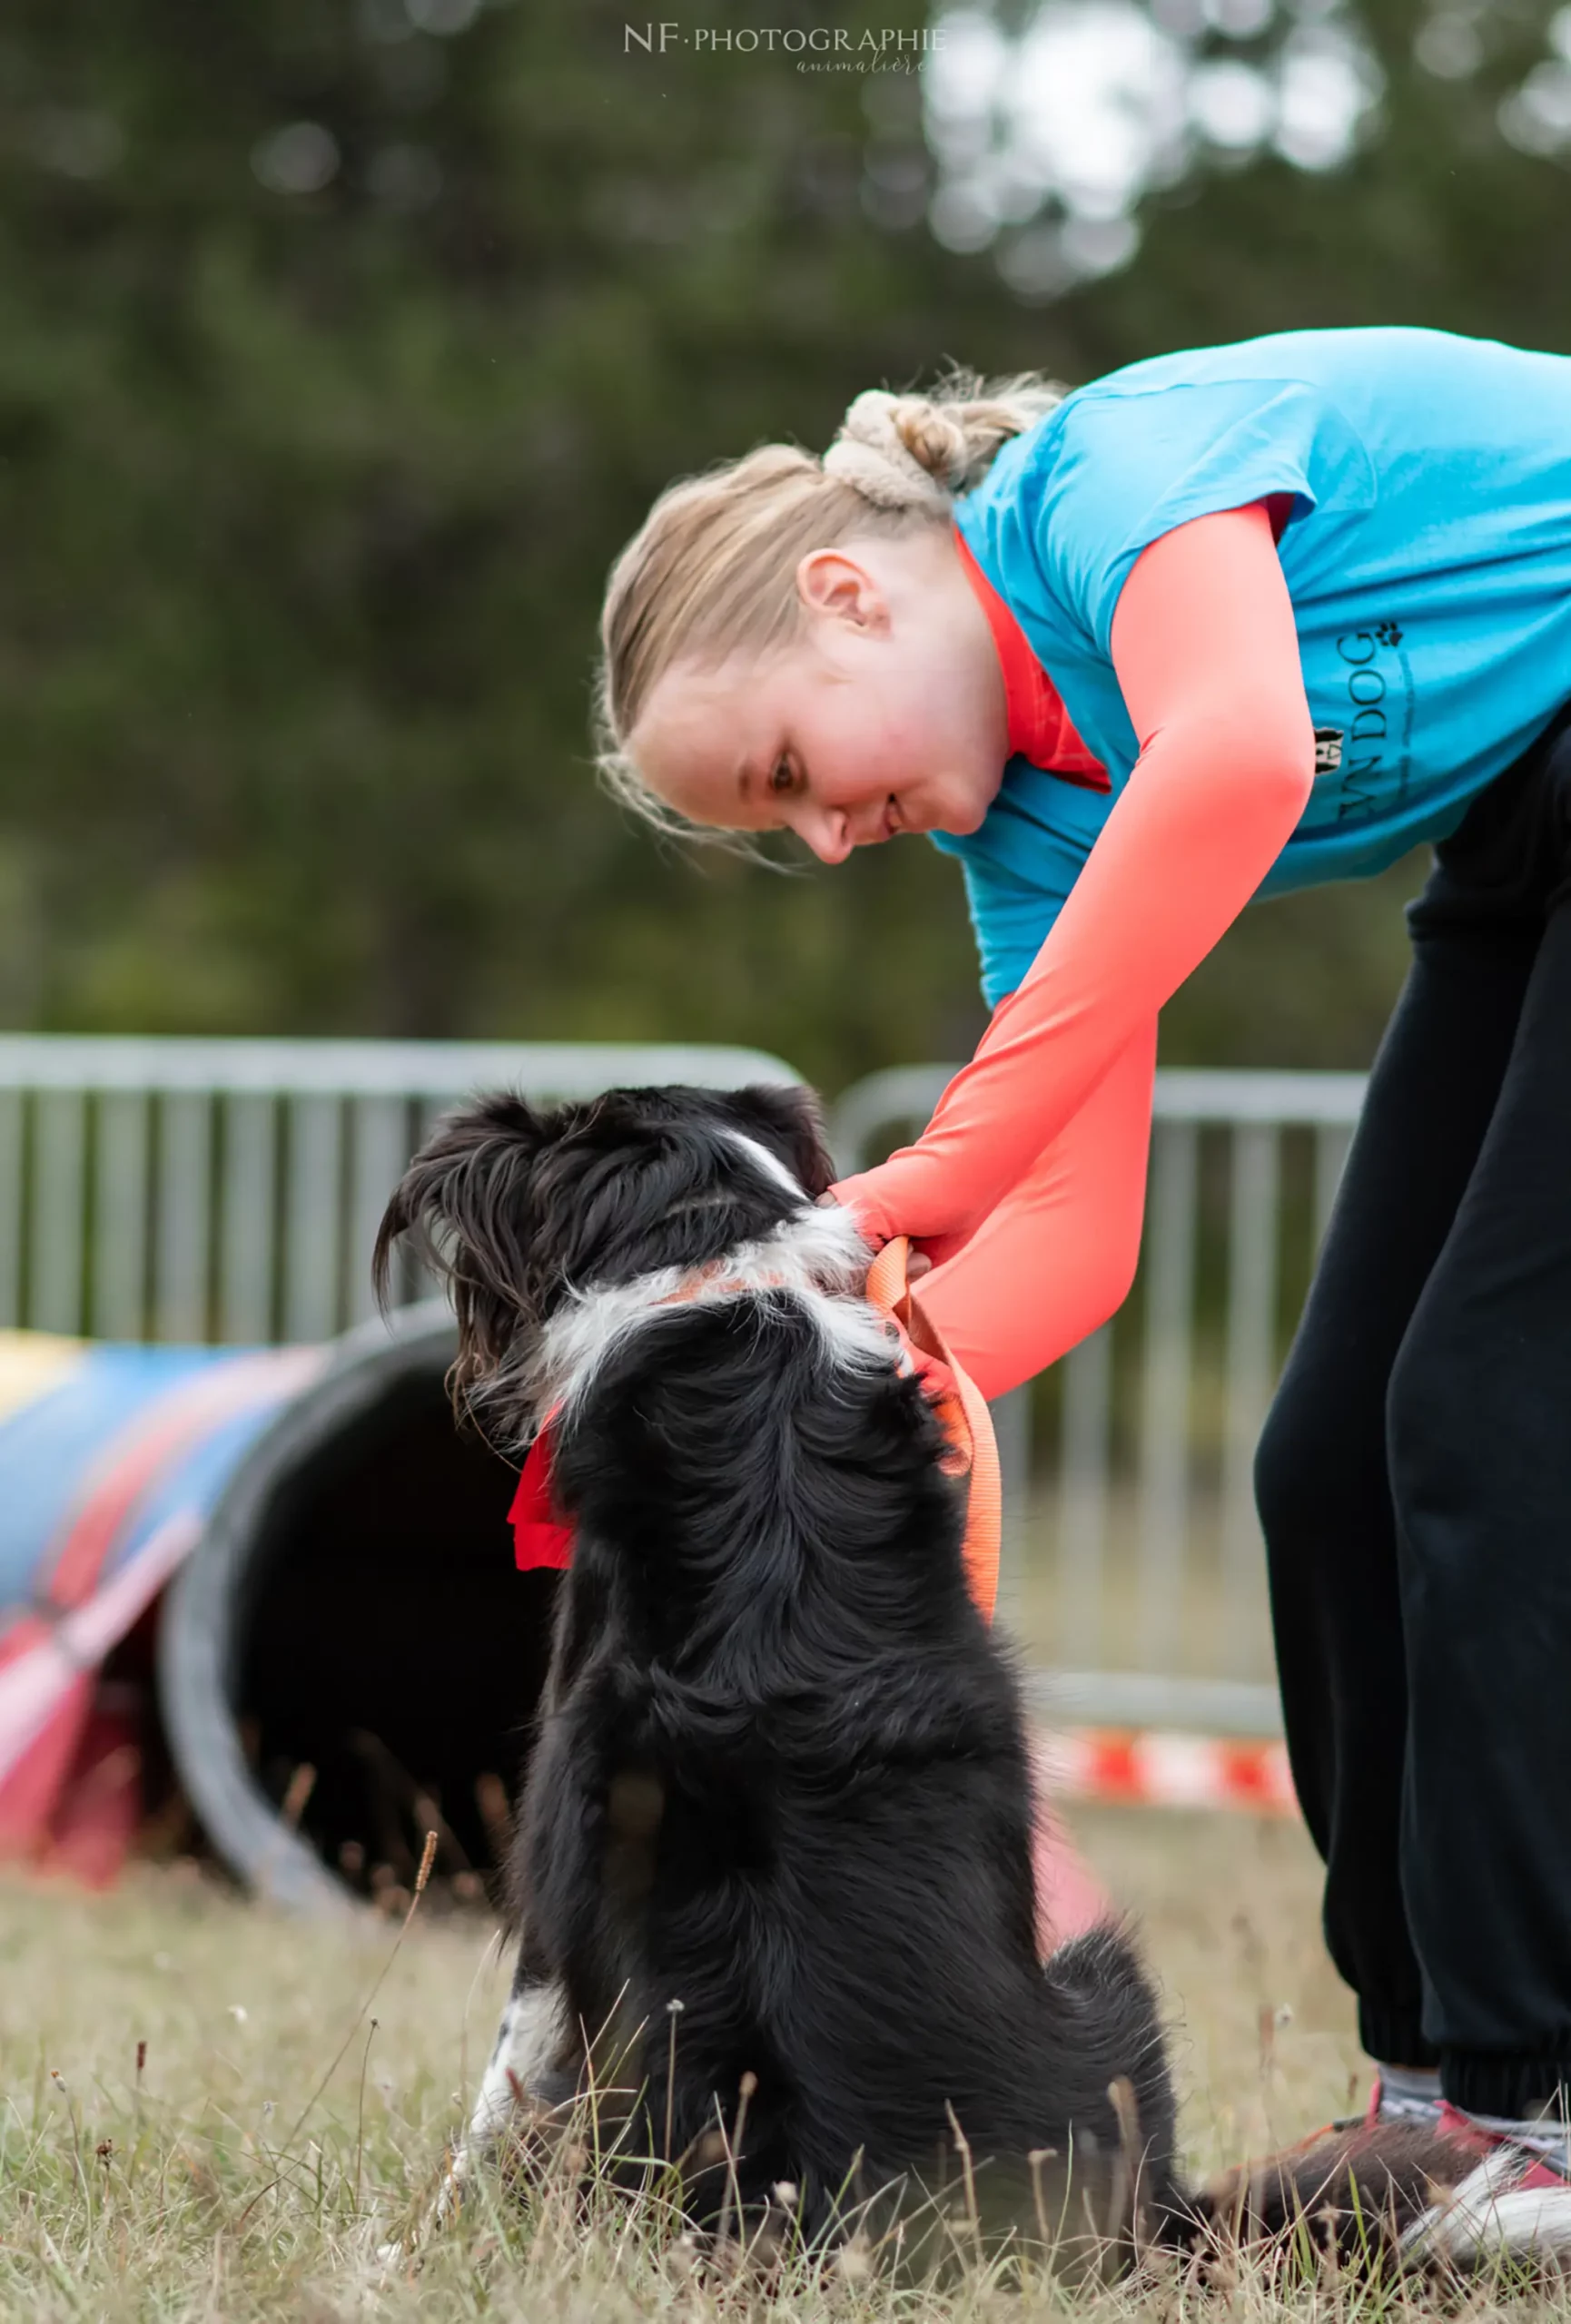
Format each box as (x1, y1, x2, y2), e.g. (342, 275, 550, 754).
(594, 329, 1571, 2171)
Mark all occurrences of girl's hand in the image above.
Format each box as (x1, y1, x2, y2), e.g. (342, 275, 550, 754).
(815, 1189, 933, 1276)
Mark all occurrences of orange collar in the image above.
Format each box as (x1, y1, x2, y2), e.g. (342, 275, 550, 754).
(512, 1241, 1002, 1622)
(865, 1236, 1001, 1623)
(953, 526, 1110, 794)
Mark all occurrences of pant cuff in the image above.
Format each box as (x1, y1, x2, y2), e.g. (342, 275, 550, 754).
(1441, 2052, 1571, 2119)
(1359, 2003, 1438, 2069)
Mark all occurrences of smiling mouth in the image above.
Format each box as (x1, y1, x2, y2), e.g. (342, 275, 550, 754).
(883, 795, 903, 840)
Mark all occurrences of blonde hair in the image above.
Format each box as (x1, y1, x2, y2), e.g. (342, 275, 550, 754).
(594, 368, 1068, 833)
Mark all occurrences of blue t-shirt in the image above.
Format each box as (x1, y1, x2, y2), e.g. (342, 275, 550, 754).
(939, 327, 1571, 1005)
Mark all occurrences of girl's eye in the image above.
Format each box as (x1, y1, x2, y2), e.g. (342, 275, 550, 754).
(767, 756, 796, 795)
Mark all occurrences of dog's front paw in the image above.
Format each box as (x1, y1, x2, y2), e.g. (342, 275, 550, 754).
(398, 1980, 575, 2254)
(468, 1979, 575, 2152)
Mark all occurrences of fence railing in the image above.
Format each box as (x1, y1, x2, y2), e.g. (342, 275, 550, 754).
(0, 1037, 799, 1348)
(831, 1066, 1369, 1737)
(0, 1037, 1370, 1738)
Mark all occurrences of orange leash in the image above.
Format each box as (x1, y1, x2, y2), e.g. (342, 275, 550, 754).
(865, 1236, 1002, 1622)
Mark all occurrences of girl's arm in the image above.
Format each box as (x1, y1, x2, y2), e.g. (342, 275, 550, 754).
(830, 500, 1315, 1246)
(917, 1019, 1156, 1403)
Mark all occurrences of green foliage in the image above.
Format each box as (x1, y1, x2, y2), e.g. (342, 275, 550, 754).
(0, 0, 1565, 1087)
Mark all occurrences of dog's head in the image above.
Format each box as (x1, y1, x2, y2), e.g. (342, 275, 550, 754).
(374, 1081, 855, 1432)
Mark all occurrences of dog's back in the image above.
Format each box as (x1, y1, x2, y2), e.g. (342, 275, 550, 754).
(526, 1288, 1181, 2234)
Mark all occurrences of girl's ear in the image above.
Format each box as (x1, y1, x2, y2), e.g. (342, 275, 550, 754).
(795, 547, 888, 633)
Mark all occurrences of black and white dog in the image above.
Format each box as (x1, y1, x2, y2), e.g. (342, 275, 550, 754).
(375, 1080, 1183, 2255)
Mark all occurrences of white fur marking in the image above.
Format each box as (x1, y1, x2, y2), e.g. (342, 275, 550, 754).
(1402, 2146, 1571, 2262)
(722, 1128, 807, 1202)
(529, 1202, 891, 1413)
(467, 1982, 571, 2147)
(424, 1981, 571, 2234)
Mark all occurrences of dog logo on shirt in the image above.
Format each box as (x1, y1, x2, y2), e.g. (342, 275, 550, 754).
(1305, 622, 1413, 825)
(1313, 726, 1345, 774)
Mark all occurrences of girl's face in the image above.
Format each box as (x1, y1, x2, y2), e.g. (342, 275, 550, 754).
(627, 529, 1009, 864)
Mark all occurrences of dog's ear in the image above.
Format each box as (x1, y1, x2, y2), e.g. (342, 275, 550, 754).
(722, 1084, 835, 1199)
(373, 1092, 551, 1399)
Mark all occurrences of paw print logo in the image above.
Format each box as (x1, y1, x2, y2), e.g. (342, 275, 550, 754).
(1373, 619, 1404, 648)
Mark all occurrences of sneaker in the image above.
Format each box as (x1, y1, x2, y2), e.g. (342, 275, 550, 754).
(1325, 2075, 1443, 2134)
(1401, 2117, 1571, 2265)
(1368, 2074, 1444, 2128)
(1435, 2102, 1571, 2193)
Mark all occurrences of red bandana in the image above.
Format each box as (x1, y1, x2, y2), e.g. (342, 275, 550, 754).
(508, 1423, 575, 1571)
(952, 527, 1110, 793)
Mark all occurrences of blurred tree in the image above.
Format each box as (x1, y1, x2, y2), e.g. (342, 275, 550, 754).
(0, 0, 1565, 1089)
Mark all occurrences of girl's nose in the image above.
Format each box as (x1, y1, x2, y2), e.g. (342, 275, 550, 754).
(800, 804, 854, 865)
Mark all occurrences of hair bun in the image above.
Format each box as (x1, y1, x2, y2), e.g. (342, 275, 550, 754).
(822, 380, 1059, 514)
(822, 390, 955, 515)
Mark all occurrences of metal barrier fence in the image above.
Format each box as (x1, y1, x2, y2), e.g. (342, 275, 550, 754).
(0, 1037, 799, 1347)
(830, 1067, 1368, 1737)
(0, 1037, 1368, 1738)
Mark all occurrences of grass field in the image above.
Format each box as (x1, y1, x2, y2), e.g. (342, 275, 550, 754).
(0, 1807, 1554, 2321)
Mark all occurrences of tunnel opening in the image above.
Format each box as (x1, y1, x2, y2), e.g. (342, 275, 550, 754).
(238, 1368, 558, 1904)
(159, 1306, 560, 1915)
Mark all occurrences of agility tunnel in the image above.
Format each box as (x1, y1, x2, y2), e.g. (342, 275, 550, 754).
(0, 1307, 558, 1914)
(0, 1038, 824, 1914)
(0, 1298, 1296, 1920)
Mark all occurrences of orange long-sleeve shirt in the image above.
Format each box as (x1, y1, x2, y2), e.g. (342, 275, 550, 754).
(830, 502, 1316, 1391)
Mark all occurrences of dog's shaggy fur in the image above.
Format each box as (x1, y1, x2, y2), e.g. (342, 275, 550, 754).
(377, 1078, 1571, 2273)
(376, 1080, 1183, 2254)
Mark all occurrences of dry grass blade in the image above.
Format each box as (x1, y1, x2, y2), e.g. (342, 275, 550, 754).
(663, 1996, 683, 2163)
(278, 1828, 438, 2162)
(715, 2068, 757, 2259)
(279, 1761, 317, 1830)
(944, 2099, 983, 2264)
(1107, 2074, 1145, 2266)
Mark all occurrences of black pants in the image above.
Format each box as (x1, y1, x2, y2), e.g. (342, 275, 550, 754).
(1256, 699, 1571, 2119)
